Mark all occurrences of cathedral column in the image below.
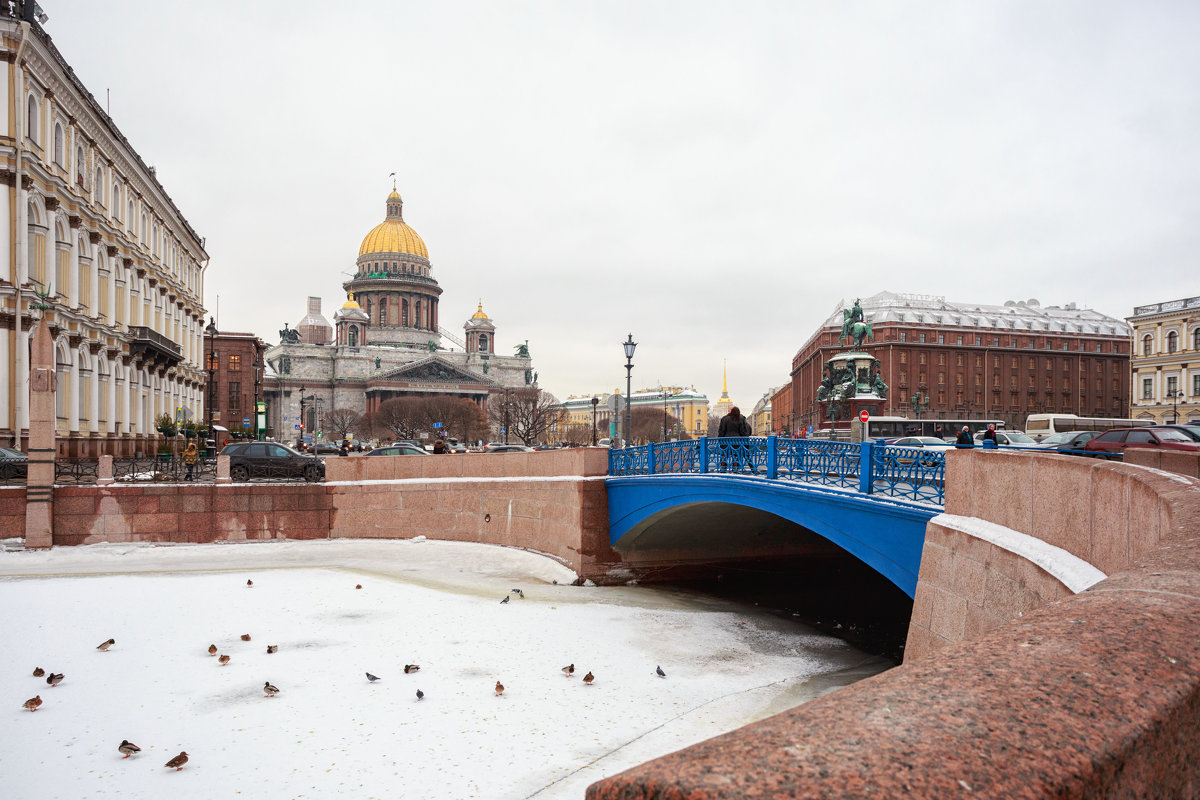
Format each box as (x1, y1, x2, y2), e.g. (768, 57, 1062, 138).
(67, 347, 80, 433)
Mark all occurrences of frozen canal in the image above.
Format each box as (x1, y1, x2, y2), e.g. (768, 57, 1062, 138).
(0, 538, 891, 799)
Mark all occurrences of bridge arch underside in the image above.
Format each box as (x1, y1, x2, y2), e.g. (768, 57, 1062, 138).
(606, 477, 936, 598)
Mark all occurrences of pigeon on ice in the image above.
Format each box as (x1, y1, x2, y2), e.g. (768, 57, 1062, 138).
(366, 672, 381, 682)
(656, 665, 666, 678)
(415, 689, 424, 701)
(500, 595, 510, 604)
(511, 588, 525, 599)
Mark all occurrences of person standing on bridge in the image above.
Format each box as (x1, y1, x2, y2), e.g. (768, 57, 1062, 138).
(717, 407, 752, 472)
(955, 426, 973, 448)
(981, 424, 998, 445)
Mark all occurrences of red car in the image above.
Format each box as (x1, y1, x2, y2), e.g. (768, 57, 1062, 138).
(1084, 427, 1200, 459)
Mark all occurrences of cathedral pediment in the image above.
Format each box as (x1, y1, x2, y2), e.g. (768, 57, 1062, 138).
(379, 356, 489, 385)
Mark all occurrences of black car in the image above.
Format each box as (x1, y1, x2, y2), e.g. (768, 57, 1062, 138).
(1030, 430, 1101, 454)
(0, 446, 28, 480)
(311, 441, 341, 455)
(1151, 424, 1200, 442)
(221, 442, 325, 482)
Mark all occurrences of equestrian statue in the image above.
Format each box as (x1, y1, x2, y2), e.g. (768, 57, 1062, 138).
(838, 298, 873, 350)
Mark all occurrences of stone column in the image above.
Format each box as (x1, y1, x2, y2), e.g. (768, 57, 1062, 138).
(97, 454, 114, 486)
(67, 347, 80, 434)
(24, 318, 56, 548)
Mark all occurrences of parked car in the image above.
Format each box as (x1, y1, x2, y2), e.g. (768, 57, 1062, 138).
(1030, 430, 1102, 454)
(366, 443, 429, 457)
(885, 436, 951, 466)
(0, 446, 28, 479)
(443, 438, 468, 453)
(484, 444, 535, 453)
(596, 438, 613, 448)
(221, 441, 326, 482)
(311, 441, 340, 455)
(973, 431, 1038, 447)
(1151, 424, 1200, 442)
(1084, 427, 1200, 459)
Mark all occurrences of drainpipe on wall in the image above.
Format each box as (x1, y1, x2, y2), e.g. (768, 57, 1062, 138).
(12, 20, 31, 448)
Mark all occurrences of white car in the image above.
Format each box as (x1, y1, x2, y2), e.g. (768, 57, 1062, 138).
(888, 436, 954, 452)
(974, 430, 1038, 446)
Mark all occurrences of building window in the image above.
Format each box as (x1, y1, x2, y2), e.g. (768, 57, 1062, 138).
(919, 372, 926, 386)
(938, 354, 946, 366)
(1142, 335, 1153, 356)
(379, 298, 388, 326)
(899, 371, 907, 386)
(975, 375, 982, 387)
(956, 374, 964, 386)
(938, 334, 945, 344)
(956, 354, 964, 366)
(1194, 329, 1200, 351)
(899, 352, 907, 364)
(993, 337, 1000, 346)
(956, 391, 964, 405)
(27, 94, 39, 142)
(1142, 378, 1153, 400)
(1193, 374, 1200, 397)
(993, 374, 1000, 388)
(348, 326, 358, 347)
(975, 355, 982, 367)
(1010, 357, 1017, 369)
(53, 122, 64, 166)
(1167, 375, 1178, 396)
(207, 354, 219, 371)
(899, 331, 906, 342)
(937, 373, 945, 385)
(919, 353, 927, 365)
(937, 391, 946, 404)
(1028, 358, 1036, 370)
(228, 382, 241, 411)
(957, 335, 963, 345)
(1167, 331, 1178, 353)
(478, 333, 489, 352)
(918, 333, 926, 343)
(229, 355, 241, 371)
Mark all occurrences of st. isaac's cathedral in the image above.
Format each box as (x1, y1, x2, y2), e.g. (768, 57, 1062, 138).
(262, 187, 536, 438)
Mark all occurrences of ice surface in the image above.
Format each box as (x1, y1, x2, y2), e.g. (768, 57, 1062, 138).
(0, 539, 887, 799)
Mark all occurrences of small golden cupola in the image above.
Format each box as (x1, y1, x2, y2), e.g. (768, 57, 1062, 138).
(464, 300, 496, 355)
(334, 291, 369, 348)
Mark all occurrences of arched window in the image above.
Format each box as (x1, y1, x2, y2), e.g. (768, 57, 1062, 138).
(379, 298, 388, 326)
(401, 298, 409, 326)
(365, 298, 372, 321)
(478, 333, 488, 352)
(27, 95, 38, 142)
(348, 326, 358, 347)
(95, 168, 105, 204)
(53, 123, 64, 165)
(1142, 335, 1153, 356)
(1194, 328, 1200, 352)
(127, 199, 134, 228)
(75, 146, 85, 184)
(1167, 331, 1178, 354)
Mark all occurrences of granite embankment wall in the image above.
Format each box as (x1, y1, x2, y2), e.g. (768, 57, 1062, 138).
(588, 450, 1200, 799)
(0, 450, 615, 578)
(322, 448, 615, 576)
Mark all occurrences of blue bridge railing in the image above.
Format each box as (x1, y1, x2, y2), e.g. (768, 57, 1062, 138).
(609, 437, 949, 505)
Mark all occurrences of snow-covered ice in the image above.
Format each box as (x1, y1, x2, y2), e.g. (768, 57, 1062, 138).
(0, 539, 890, 799)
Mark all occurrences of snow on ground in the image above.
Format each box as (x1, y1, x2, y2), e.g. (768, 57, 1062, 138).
(0, 539, 890, 799)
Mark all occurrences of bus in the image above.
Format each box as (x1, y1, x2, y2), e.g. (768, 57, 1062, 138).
(1024, 414, 1153, 440)
(863, 416, 1006, 440)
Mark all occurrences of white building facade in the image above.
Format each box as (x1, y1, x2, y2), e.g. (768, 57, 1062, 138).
(1, 7, 209, 454)
(1128, 295, 1200, 425)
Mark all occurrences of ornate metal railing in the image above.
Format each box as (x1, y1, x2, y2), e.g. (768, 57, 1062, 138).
(113, 456, 219, 483)
(54, 458, 99, 485)
(0, 456, 29, 486)
(610, 437, 949, 505)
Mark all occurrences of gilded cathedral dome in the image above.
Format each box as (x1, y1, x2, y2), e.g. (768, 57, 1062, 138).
(358, 190, 429, 259)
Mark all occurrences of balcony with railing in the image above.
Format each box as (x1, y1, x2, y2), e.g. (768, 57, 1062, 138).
(127, 326, 183, 367)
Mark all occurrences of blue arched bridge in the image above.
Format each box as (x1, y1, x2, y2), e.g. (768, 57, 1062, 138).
(607, 437, 949, 598)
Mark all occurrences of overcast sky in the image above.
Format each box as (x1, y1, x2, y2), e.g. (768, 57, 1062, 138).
(46, 1, 1200, 410)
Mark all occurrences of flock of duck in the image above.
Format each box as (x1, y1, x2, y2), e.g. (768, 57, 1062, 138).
(19, 578, 669, 773)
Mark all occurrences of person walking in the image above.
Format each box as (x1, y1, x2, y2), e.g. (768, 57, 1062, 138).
(183, 441, 199, 480)
(717, 406, 752, 472)
(981, 423, 998, 445)
(955, 426, 973, 448)
(432, 439, 448, 455)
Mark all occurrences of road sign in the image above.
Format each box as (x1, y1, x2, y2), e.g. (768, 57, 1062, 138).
(433, 422, 443, 428)
(606, 395, 627, 414)
(293, 424, 300, 430)
(859, 410, 870, 423)
(243, 417, 251, 426)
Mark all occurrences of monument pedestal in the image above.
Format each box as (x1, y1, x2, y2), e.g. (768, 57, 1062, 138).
(816, 351, 889, 433)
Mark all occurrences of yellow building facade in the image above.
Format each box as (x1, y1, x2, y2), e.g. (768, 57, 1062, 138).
(1127, 295, 1200, 425)
(561, 386, 710, 440)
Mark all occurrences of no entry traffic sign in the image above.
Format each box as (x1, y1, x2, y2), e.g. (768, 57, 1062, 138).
(859, 409, 870, 423)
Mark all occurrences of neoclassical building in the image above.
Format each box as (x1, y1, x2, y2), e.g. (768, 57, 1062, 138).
(1127, 295, 1200, 425)
(1, 6, 209, 455)
(262, 188, 534, 440)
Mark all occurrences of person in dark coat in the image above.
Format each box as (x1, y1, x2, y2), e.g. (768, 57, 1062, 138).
(432, 439, 448, 454)
(981, 424, 998, 444)
(955, 426, 973, 447)
(717, 407, 752, 472)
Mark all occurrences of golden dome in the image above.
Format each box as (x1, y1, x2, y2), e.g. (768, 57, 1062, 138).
(471, 301, 490, 320)
(342, 292, 362, 310)
(358, 190, 429, 259)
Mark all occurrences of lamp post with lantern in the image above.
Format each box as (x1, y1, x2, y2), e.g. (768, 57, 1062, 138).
(622, 334, 637, 448)
(591, 395, 599, 446)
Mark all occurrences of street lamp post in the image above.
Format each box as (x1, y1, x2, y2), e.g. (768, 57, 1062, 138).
(1167, 388, 1181, 424)
(661, 388, 670, 442)
(910, 391, 929, 420)
(502, 388, 511, 444)
(205, 318, 217, 453)
(590, 396, 599, 446)
(622, 334, 637, 448)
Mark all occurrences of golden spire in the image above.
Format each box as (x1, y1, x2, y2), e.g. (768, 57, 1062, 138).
(722, 359, 728, 394)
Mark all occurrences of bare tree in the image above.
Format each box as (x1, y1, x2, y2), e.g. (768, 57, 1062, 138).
(489, 388, 565, 445)
(374, 397, 426, 441)
(323, 408, 362, 444)
(419, 396, 488, 443)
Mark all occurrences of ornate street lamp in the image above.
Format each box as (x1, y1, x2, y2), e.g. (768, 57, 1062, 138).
(205, 318, 217, 452)
(590, 396, 599, 446)
(298, 383, 307, 448)
(910, 391, 928, 420)
(1167, 388, 1181, 424)
(622, 334, 637, 447)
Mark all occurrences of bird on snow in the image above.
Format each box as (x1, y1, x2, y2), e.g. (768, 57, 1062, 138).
(266, 645, 278, 654)
(355, 584, 363, 590)
(263, 681, 280, 698)
(404, 664, 420, 674)
(118, 740, 141, 758)
(218, 655, 231, 666)
(240, 634, 251, 641)
(366, 672, 381, 682)
(494, 681, 505, 696)
(32, 667, 44, 677)
(561, 664, 575, 678)
(207, 644, 218, 657)
(96, 638, 115, 652)
(656, 665, 666, 678)
(415, 689, 424, 701)
(511, 588, 524, 599)
(23, 695, 42, 712)
(46, 672, 64, 687)
(246, 579, 254, 588)
(164, 751, 189, 771)
(582, 671, 595, 685)
(500, 595, 510, 604)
